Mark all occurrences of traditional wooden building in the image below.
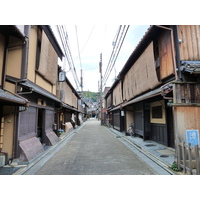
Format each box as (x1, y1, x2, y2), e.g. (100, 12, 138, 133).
(105, 25, 200, 157)
(0, 25, 83, 165)
(3, 25, 65, 163)
(0, 26, 29, 166)
(56, 69, 82, 129)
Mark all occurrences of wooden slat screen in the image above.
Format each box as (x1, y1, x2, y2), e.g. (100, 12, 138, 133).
(72, 93, 77, 108)
(107, 94, 112, 108)
(113, 81, 122, 106)
(45, 110, 54, 131)
(38, 30, 58, 85)
(113, 110, 120, 131)
(123, 42, 160, 101)
(62, 82, 77, 108)
(18, 107, 37, 140)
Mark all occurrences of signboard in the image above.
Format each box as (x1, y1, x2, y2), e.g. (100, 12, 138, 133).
(58, 71, 66, 82)
(186, 130, 199, 147)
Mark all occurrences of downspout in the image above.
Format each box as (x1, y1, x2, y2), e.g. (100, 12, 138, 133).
(21, 25, 30, 79)
(1, 36, 8, 88)
(172, 25, 182, 81)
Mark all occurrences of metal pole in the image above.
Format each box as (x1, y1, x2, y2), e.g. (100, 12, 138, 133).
(99, 53, 103, 125)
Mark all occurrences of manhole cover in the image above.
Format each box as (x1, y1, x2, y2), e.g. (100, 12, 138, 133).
(145, 144, 156, 147)
(160, 154, 169, 158)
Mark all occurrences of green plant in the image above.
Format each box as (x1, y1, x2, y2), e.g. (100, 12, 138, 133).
(171, 162, 179, 172)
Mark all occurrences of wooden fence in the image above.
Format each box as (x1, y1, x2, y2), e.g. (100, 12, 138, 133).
(177, 141, 200, 175)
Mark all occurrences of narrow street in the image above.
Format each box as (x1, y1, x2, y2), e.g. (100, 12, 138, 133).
(21, 118, 164, 175)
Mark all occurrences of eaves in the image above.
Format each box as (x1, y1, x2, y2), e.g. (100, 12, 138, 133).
(0, 89, 29, 106)
(19, 80, 61, 103)
(61, 102, 78, 112)
(0, 25, 25, 39)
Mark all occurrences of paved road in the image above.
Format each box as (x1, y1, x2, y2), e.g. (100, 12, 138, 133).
(33, 119, 156, 175)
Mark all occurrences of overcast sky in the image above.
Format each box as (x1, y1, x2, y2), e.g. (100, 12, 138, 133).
(55, 25, 150, 92)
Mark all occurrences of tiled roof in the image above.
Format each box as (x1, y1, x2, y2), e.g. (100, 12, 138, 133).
(0, 89, 28, 105)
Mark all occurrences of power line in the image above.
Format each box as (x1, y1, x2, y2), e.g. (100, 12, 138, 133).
(102, 25, 130, 86)
(75, 25, 83, 92)
(101, 25, 107, 52)
(56, 25, 81, 91)
(74, 26, 95, 61)
(103, 25, 122, 83)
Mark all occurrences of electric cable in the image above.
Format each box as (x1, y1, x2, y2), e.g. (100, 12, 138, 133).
(103, 26, 122, 83)
(102, 25, 130, 86)
(56, 25, 81, 91)
(74, 26, 95, 61)
(75, 25, 83, 91)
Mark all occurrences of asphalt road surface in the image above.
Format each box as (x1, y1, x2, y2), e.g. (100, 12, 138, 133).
(33, 118, 157, 175)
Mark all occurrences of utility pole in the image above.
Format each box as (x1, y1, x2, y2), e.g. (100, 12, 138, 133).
(80, 69, 83, 93)
(99, 53, 103, 125)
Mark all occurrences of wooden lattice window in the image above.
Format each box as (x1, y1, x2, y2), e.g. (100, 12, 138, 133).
(152, 106, 162, 118)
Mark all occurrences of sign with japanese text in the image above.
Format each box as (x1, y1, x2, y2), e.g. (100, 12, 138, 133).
(186, 130, 199, 147)
(58, 71, 66, 82)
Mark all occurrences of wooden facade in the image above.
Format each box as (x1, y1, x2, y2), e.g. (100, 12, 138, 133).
(178, 25, 200, 61)
(0, 25, 83, 165)
(105, 25, 178, 148)
(105, 25, 200, 167)
(0, 26, 29, 166)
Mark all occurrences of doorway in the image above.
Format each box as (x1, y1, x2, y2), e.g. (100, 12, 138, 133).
(37, 109, 45, 143)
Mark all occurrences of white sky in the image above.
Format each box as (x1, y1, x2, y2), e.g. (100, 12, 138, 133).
(56, 25, 150, 92)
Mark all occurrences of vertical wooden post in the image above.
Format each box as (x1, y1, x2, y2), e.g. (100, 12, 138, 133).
(177, 141, 181, 171)
(182, 141, 186, 174)
(188, 143, 192, 175)
(195, 145, 200, 175)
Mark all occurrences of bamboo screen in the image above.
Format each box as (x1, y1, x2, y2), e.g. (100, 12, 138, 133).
(123, 42, 160, 101)
(107, 94, 112, 108)
(159, 30, 174, 80)
(63, 82, 72, 105)
(38, 30, 58, 85)
(72, 93, 77, 108)
(63, 82, 77, 108)
(113, 81, 123, 106)
(178, 25, 200, 61)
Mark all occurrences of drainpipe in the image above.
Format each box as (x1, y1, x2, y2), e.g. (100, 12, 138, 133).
(172, 25, 182, 81)
(21, 25, 30, 80)
(1, 36, 8, 88)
